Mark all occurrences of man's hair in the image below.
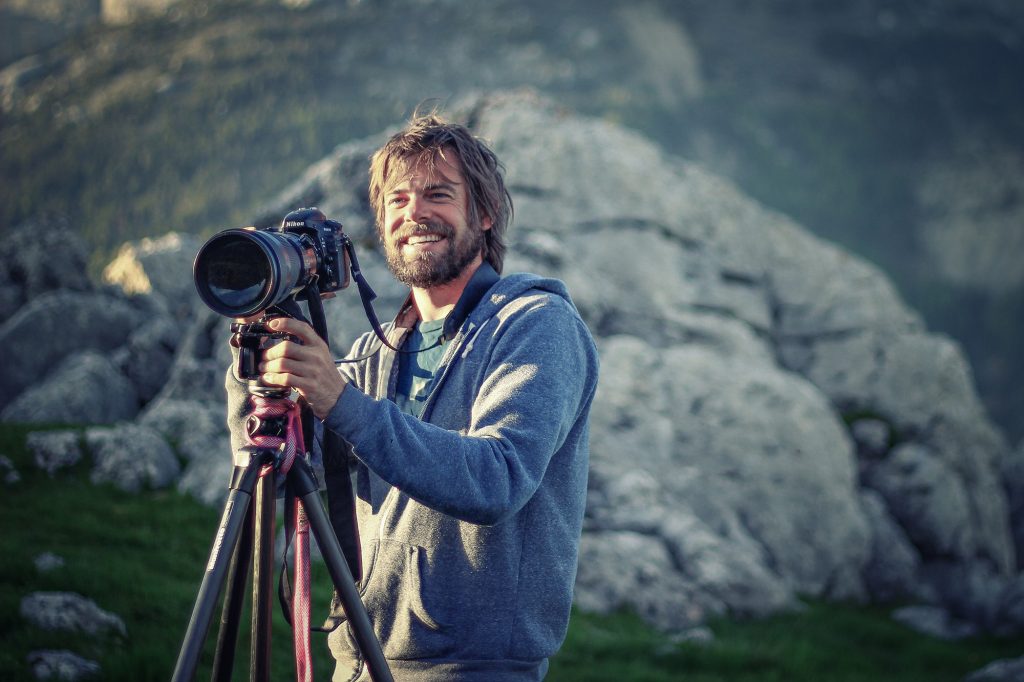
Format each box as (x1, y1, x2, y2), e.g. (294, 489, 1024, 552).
(368, 111, 513, 273)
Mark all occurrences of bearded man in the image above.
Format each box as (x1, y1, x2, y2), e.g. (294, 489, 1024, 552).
(226, 113, 599, 681)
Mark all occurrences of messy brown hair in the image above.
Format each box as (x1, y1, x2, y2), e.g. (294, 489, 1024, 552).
(368, 111, 513, 273)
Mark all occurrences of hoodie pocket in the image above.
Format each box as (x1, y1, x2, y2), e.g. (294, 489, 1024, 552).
(359, 539, 456, 660)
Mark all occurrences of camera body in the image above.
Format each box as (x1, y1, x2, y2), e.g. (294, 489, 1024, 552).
(193, 208, 350, 319)
(278, 207, 349, 296)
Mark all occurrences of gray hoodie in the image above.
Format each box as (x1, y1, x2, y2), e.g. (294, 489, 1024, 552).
(227, 266, 599, 680)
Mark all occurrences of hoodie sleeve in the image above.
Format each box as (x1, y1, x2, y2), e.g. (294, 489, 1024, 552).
(323, 291, 599, 525)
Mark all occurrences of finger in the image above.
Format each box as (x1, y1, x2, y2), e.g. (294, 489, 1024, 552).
(261, 339, 308, 362)
(268, 317, 318, 345)
(261, 356, 311, 378)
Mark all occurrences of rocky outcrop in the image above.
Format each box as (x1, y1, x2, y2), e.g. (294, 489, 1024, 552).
(6, 93, 1022, 642)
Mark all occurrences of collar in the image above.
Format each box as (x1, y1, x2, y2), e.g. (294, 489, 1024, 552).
(393, 262, 501, 340)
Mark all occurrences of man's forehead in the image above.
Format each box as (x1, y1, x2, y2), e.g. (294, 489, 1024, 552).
(385, 152, 464, 191)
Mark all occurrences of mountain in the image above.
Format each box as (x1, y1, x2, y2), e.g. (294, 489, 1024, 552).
(6, 91, 1024, 640)
(1, 0, 1021, 439)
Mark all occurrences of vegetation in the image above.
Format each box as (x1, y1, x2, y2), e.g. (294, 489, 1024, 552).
(3, 0, 1021, 441)
(1, 424, 1020, 681)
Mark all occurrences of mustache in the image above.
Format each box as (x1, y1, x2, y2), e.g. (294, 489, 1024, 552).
(395, 221, 454, 243)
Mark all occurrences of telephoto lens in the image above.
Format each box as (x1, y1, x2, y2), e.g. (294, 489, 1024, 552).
(193, 228, 316, 318)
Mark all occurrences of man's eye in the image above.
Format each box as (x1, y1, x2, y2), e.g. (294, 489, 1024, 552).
(388, 196, 407, 206)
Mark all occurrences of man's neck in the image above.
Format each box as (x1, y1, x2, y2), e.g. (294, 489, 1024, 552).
(412, 256, 483, 322)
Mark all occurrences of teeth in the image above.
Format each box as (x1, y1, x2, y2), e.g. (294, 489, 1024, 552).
(407, 235, 442, 245)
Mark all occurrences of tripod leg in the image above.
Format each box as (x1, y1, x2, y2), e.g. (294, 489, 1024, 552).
(288, 459, 394, 682)
(211, 495, 255, 681)
(251, 469, 276, 681)
(172, 459, 267, 682)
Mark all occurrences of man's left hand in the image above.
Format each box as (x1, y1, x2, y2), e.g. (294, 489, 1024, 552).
(259, 317, 347, 420)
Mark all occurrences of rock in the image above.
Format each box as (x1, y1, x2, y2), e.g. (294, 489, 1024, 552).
(0, 454, 21, 484)
(176, 444, 233, 507)
(85, 423, 180, 493)
(34, 552, 65, 572)
(583, 335, 870, 606)
(102, 232, 201, 316)
(964, 656, 1024, 682)
(860, 490, 922, 603)
(243, 93, 1013, 630)
(850, 418, 891, 460)
(863, 443, 975, 561)
(26, 649, 101, 681)
(992, 573, 1024, 637)
(26, 430, 82, 476)
(0, 213, 92, 321)
(20, 591, 126, 637)
(138, 397, 227, 460)
(112, 315, 179, 403)
(1002, 441, 1024, 570)
(0, 290, 146, 412)
(802, 329, 1015, 574)
(891, 604, 978, 641)
(574, 529, 717, 631)
(3, 352, 139, 425)
(920, 562, 1010, 634)
(667, 625, 715, 647)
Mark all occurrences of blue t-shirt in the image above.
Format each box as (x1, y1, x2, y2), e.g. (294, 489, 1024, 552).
(395, 316, 447, 418)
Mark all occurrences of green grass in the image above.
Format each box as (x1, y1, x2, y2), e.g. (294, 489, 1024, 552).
(1, 424, 1021, 681)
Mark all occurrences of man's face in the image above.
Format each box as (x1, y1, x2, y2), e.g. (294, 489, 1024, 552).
(381, 154, 491, 289)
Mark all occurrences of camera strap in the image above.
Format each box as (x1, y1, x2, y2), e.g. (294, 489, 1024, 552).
(344, 237, 403, 353)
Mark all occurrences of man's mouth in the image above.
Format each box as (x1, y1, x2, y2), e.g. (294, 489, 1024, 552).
(405, 234, 445, 246)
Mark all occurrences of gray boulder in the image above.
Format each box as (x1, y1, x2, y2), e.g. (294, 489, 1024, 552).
(239, 92, 1013, 630)
(1003, 440, 1024, 570)
(1, 454, 21, 484)
(0, 290, 146, 412)
(964, 656, 1024, 682)
(863, 443, 976, 561)
(26, 430, 83, 476)
(27, 650, 101, 681)
(860, 490, 922, 603)
(0, 213, 92, 321)
(176, 446, 233, 507)
(3, 351, 139, 424)
(34, 552, 65, 572)
(85, 423, 180, 493)
(580, 334, 870, 615)
(102, 231, 202, 317)
(850, 418, 892, 460)
(138, 396, 235, 506)
(111, 315, 180, 403)
(20, 591, 126, 637)
(891, 604, 978, 641)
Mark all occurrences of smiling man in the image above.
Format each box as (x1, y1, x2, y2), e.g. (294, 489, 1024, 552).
(226, 112, 599, 680)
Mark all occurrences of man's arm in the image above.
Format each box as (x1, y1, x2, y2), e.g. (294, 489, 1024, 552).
(324, 296, 599, 525)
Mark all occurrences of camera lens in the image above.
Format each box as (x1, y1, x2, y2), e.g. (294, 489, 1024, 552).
(203, 236, 270, 309)
(194, 229, 308, 317)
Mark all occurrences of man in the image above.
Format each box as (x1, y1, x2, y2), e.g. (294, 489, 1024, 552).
(226, 113, 599, 680)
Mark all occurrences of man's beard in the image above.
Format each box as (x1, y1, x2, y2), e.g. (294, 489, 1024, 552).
(385, 220, 485, 288)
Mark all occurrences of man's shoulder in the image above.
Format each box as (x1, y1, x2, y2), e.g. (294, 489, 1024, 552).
(484, 273, 593, 339)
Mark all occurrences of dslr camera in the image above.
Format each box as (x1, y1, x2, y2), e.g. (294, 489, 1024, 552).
(193, 207, 350, 319)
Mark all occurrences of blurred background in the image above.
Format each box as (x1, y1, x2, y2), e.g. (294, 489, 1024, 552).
(3, 1, 1024, 679)
(2, 0, 1021, 442)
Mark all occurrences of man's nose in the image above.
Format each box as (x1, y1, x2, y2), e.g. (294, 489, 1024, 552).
(405, 195, 431, 224)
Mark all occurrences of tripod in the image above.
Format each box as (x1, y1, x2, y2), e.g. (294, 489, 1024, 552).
(171, 384, 392, 682)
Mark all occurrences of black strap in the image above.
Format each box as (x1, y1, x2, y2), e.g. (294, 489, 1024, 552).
(323, 429, 362, 582)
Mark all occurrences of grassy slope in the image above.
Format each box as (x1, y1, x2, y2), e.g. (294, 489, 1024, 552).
(3, 0, 1023, 439)
(1, 424, 1021, 681)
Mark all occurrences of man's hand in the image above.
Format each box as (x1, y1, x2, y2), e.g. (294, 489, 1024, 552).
(259, 317, 347, 420)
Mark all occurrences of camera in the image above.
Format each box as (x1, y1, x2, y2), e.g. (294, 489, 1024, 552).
(193, 208, 350, 318)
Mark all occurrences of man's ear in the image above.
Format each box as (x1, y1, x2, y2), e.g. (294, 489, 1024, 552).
(481, 213, 493, 231)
